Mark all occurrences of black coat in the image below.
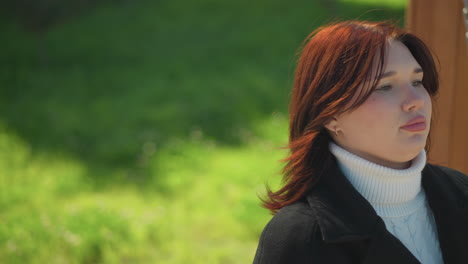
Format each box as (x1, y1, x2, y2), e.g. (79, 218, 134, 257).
(253, 161, 468, 264)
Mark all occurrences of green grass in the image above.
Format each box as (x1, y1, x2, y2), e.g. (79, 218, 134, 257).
(0, 0, 406, 263)
(0, 115, 286, 263)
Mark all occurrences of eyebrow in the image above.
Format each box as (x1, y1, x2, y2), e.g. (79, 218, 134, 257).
(378, 68, 423, 79)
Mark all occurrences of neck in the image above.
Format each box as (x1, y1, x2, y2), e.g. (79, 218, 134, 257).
(329, 141, 427, 205)
(332, 143, 413, 169)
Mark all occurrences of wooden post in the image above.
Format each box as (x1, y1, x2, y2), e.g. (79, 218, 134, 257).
(406, 0, 468, 174)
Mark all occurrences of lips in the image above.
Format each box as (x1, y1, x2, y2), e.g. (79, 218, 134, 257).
(401, 115, 427, 132)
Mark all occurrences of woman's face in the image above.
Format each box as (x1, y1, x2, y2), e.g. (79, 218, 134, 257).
(327, 39, 432, 169)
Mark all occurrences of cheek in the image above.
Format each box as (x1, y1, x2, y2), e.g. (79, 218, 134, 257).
(344, 98, 394, 131)
(424, 93, 432, 114)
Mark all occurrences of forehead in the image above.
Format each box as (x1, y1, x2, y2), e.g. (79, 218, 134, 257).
(382, 39, 421, 70)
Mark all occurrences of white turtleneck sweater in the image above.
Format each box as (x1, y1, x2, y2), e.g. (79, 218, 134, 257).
(329, 142, 443, 264)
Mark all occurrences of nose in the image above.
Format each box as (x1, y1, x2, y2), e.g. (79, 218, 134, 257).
(402, 84, 425, 112)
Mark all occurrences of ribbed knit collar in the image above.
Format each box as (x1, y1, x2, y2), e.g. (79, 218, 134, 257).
(329, 142, 427, 217)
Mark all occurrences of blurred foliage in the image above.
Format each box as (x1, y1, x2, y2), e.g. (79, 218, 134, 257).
(0, 0, 124, 65)
(0, 0, 407, 263)
(0, 0, 122, 34)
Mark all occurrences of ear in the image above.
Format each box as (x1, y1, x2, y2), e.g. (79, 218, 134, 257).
(324, 117, 339, 134)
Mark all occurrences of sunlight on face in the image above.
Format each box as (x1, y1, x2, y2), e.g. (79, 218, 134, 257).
(331, 39, 432, 169)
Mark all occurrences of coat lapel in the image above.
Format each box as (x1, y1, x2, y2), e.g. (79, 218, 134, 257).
(362, 226, 421, 264)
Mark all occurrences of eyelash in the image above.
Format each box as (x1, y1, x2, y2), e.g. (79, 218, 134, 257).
(375, 80, 423, 91)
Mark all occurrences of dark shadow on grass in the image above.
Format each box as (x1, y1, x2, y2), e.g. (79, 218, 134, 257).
(0, 0, 405, 191)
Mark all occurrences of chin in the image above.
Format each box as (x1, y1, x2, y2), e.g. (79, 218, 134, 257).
(402, 136, 427, 149)
(396, 148, 423, 162)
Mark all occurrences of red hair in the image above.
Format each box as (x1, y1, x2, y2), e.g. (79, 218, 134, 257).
(261, 20, 439, 214)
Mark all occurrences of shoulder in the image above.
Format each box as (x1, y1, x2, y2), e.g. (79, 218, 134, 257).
(425, 163, 468, 195)
(262, 201, 317, 237)
(426, 163, 468, 185)
(253, 201, 321, 264)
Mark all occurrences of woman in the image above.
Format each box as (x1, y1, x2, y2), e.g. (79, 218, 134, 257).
(253, 20, 468, 264)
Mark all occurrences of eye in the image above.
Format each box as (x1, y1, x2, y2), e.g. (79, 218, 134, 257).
(412, 80, 423, 87)
(375, 84, 392, 92)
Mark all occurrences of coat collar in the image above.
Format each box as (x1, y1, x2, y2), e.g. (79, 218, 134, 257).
(306, 157, 382, 243)
(306, 157, 468, 263)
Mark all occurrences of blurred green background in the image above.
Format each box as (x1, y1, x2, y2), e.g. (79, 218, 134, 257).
(0, 0, 406, 263)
